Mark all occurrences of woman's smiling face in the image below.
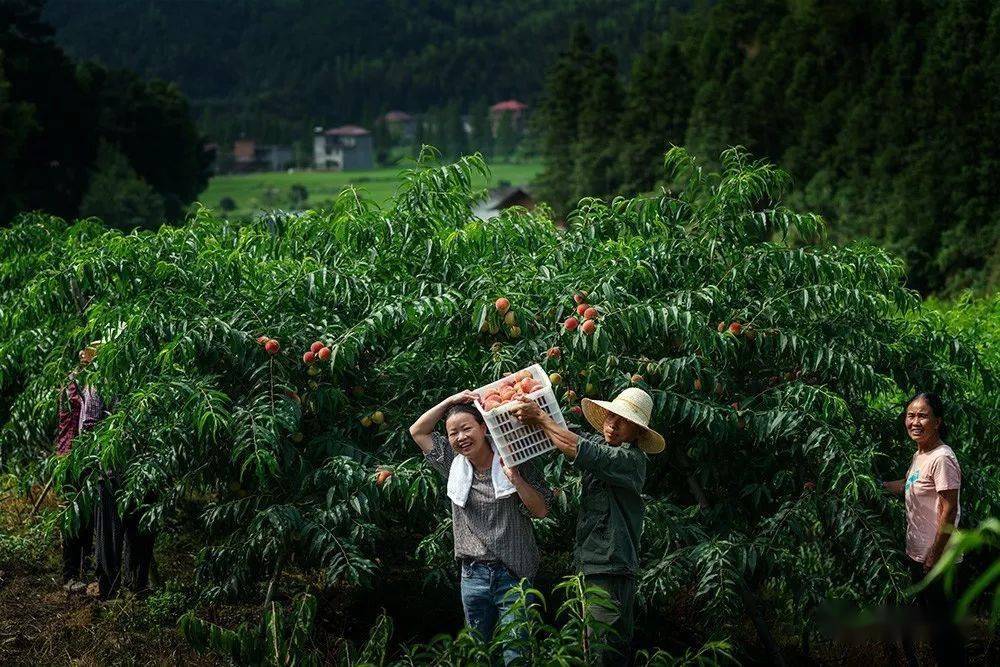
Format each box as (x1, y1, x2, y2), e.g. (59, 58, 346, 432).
(446, 412, 488, 458)
(905, 397, 941, 446)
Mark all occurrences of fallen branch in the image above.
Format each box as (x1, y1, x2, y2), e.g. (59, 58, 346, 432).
(25, 476, 54, 523)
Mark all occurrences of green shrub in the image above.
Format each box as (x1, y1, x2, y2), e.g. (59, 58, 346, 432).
(1, 147, 995, 660)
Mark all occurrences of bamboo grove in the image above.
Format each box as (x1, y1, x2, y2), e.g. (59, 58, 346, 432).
(1, 147, 996, 659)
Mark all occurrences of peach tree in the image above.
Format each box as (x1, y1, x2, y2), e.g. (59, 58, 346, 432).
(0, 147, 995, 659)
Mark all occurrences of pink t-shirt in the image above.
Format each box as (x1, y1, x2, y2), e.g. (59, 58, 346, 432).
(904, 443, 961, 562)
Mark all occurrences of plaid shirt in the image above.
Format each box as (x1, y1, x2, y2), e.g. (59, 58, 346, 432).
(56, 381, 83, 455)
(78, 385, 105, 433)
(425, 432, 553, 580)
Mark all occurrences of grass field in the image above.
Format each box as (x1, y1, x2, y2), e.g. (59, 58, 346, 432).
(198, 161, 543, 217)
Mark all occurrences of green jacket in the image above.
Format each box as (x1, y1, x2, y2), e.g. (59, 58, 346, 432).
(572, 433, 647, 577)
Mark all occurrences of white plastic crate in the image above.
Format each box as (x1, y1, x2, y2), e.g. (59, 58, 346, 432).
(473, 363, 567, 468)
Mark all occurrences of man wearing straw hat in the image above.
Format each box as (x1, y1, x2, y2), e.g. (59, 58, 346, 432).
(514, 387, 664, 665)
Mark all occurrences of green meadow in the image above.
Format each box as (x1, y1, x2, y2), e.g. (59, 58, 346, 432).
(198, 161, 542, 217)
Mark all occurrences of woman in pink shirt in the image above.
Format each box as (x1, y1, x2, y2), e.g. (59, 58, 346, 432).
(883, 392, 965, 666)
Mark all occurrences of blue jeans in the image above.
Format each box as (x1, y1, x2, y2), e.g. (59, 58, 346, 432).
(460, 560, 525, 665)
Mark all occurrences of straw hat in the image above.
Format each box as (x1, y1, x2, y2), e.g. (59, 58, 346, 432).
(581, 387, 665, 454)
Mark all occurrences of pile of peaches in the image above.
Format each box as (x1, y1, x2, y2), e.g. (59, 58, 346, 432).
(478, 369, 543, 412)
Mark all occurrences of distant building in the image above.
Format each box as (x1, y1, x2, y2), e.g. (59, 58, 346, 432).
(472, 186, 535, 221)
(490, 99, 528, 135)
(383, 110, 416, 140)
(233, 139, 256, 169)
(314, 125, 374, 170)
(231, 139, 293, 173)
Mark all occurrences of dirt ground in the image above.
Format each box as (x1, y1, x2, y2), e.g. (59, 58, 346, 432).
(1, 487, 996, 665)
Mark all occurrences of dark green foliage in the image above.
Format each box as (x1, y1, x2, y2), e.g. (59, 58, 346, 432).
(468, 99, 494, 159)
(78, 142, 165, 230)
(181, 579, 735, 665)
(181, 594, 320, 666)
(442, 100, 469, 161)
(573, 45, 624, 199)
(535, 0, 1000, 293)
(0, 0, 210, 224)
(0, 53, 38, 212)
(372, 117, 392, 166)
(494, 112, 520, 162)
(219, 197, 237, 212)
(1, 147, 995, 659)
(289, 185, 309, 209)
(616, 38, 691, 194)
(43, 0, 688, 146)
(535, 24, 595, 214)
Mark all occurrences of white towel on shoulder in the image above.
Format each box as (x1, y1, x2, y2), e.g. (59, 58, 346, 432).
(447, 444, 517, 508)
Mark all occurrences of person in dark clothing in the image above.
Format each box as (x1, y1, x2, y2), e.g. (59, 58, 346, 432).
(94, 466, 158, 598)
(513, 387, 665, 666)
(64, 345, 157, 599)
(56, 342, 102, 594)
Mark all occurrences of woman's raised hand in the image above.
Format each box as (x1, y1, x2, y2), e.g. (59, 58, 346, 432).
(501, 463, 522, 485)
(448, 389, 480, 406)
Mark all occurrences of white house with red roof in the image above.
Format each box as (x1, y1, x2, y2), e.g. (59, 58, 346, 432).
(313, 125, 374, 170)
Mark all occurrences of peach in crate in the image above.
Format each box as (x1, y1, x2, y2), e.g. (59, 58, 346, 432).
(473, 364, 567, 467)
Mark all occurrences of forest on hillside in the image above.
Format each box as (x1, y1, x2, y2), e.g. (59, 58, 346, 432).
(43, 0, 689, 144)
(534, 0, 1000, 294)
(1, 1, 211, 226)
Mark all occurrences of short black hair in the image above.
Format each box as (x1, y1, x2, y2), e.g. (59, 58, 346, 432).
(444, 403, 484, 425)
(904, 392, 948, 439)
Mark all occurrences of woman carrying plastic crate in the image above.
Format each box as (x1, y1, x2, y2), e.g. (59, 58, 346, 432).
(409, 389, 553, 664)
(513, 387, 665, 667)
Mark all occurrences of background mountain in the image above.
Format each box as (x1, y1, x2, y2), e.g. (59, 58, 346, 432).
(43, 0, 691, 144)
